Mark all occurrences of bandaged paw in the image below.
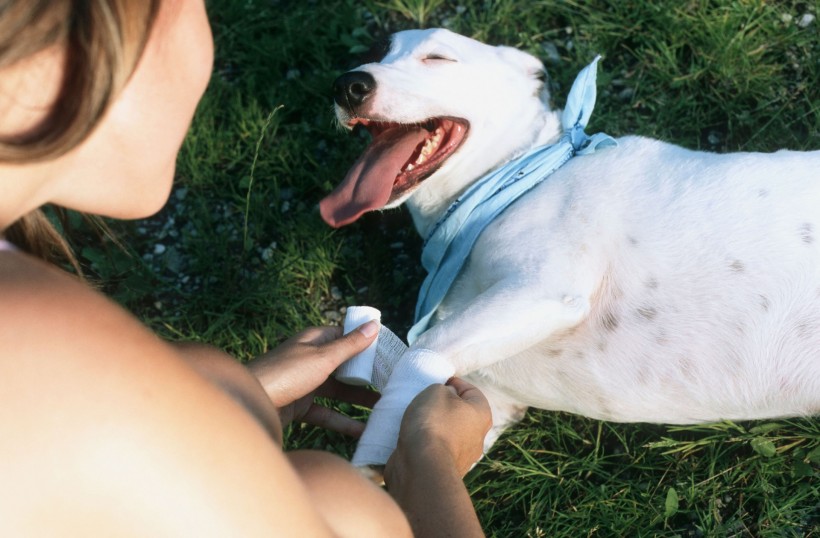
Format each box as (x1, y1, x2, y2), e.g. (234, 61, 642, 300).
(334, 307, 453, 466)
(372, 324, 409, 390)
(351, 348, 455, 466)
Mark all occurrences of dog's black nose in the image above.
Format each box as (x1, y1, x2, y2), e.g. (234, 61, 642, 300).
(333, 71, 376, 109)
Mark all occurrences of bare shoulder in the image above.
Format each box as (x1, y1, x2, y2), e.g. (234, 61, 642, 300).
(0, 251, 179, 392)
(0, 252, 334, 537)
(0, 250, 159, 354)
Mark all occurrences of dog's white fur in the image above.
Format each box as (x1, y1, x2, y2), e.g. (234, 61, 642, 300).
(333, 28, 820, 447)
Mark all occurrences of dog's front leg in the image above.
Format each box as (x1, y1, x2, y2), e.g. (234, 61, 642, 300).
(353, 280, 592, 467)
(416, 280, 592, 373)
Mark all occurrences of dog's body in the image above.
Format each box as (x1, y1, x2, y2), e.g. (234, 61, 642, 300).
(322, 29, 820, 448)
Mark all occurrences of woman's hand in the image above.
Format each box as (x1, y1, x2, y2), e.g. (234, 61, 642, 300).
(388, 377, 492, 477)
(383, 377, 492, 538)
(248, 322, 380, 437)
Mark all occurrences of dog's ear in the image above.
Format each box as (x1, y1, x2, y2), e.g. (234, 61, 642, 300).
(496, 45, 550, 102)
(496, 46, 545, 76)
(360, 35, 393, 65)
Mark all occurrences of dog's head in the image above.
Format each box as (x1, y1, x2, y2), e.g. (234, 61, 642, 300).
(320, 28, 559, 229)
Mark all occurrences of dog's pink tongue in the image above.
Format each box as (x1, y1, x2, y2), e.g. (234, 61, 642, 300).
(320, 126, 428, 227)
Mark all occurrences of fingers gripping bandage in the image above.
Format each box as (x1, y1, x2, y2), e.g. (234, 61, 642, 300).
(352, 348, 455, 466)
(334, 306, 382, 386)
(334, 306, 410, 391)
(334, 307, 455, 466)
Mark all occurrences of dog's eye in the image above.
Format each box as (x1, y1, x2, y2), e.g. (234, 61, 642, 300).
(423, 54, 456, 63)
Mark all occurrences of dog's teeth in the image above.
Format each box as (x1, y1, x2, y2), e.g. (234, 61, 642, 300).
(407, 126, 446, 170)
(419, 131, 443, 158)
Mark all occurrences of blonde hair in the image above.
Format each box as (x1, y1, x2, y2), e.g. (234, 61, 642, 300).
(0, 0, 160, 269)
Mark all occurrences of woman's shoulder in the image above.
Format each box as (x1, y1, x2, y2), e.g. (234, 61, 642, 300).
(0, 250, 188, 399)
(0, 251, 209, 440)
(0, 251, 148, 350)
(1, 249, 108, 302)
(0, 251, 334, 536)
(0, 251, 223, 406)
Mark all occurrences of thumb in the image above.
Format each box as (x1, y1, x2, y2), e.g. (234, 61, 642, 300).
(318, 320, 379, 369)
(446, 377, 488, 405)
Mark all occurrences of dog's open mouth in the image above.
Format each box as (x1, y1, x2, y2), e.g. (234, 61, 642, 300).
(320, 117, 469, 228)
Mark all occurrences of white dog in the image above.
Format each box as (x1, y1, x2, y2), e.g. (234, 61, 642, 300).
(320, 28, 820, 462)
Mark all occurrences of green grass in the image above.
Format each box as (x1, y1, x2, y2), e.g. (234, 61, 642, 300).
(82, 0, 818, 535)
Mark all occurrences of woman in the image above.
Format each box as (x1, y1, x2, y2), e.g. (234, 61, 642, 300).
(0, 1, 491, 536)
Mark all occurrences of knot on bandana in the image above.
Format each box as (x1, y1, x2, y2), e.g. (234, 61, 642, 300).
(408, 56, 617, 345)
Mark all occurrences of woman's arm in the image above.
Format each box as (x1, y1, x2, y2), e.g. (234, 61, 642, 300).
(174, 342, 287, 443)
(386, 442, 485, 537)
(174, 322, 380, 444)
(384, 378, 492, 538)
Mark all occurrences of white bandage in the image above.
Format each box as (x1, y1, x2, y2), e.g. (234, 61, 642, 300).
(334, 307, 453, 466)
(334, 306, 381, 386)
(372, 324, 409, 391)
(335, 307, 410, 390)
(351, 348, 455, 467)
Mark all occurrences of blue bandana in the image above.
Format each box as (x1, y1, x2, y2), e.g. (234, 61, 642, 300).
(408, 56, 617, 344)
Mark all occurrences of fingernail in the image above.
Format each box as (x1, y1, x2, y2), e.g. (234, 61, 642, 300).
(357, 320, 379, 338)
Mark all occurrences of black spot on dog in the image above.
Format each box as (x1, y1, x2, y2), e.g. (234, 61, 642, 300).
(799, 223, 814, 245)
(759, 295, 770, 312)
(628, 236, 639, 246)
(729, 260, 745, 273)
(758, 189, 769, 198)
(646, 277, 659, 290)
(601, 311, 619, 332)
(637, 306, 658, 321)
